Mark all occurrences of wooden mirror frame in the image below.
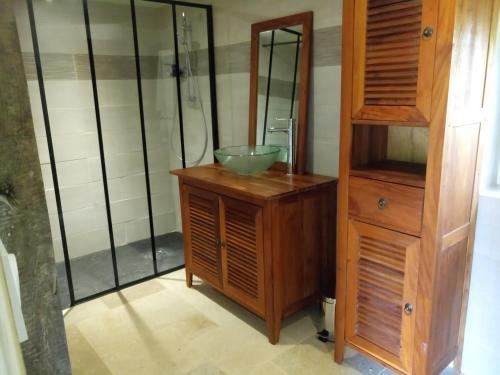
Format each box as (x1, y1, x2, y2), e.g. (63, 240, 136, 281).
(248, 12, 313, 175)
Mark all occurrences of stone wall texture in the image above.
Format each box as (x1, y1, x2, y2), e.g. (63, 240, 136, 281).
(0, 0, 70, 373)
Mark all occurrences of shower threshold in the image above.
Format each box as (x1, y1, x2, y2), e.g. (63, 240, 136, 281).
(56, 232, 184, 309)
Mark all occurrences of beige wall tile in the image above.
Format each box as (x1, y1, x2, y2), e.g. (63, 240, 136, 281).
(34, 135, 50, 164)
(110, 196, 149, 224)
(66, 228, 111, 258)
(151, 211, 177, 236)
(44, 80, 95, 108)
(124, 216, 151, 243)
(105, 152, 144, 179)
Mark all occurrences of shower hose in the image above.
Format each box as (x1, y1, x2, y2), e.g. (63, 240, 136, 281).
(168, 33, 209, 167)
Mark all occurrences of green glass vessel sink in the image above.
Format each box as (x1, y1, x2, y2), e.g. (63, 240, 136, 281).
(214, 145, 281, 175)
(266, 144, 289, 163)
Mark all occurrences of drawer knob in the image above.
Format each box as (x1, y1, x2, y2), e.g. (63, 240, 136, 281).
(422, 26, 434, 39)
(404, 303, 414, 315)
(377, 197, 387, 209)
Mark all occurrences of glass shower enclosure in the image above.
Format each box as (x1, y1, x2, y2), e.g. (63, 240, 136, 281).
(17, 0, 219, 308)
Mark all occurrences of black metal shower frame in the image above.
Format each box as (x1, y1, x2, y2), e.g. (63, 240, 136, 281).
(26, 0, 219, 306)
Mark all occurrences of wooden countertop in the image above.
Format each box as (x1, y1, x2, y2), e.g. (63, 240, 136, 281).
(171, 164, 337, 201)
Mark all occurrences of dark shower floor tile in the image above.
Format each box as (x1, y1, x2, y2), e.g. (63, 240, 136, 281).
(56, 232, 184, 309)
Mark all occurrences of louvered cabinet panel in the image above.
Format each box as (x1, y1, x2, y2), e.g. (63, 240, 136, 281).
(182, 185, 222, 288)
(351, 0, 438, 123)
(346, 220, 419, 373)
(220, 197, 265, 316)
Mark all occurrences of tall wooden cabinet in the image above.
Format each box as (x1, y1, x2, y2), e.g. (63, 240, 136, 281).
(336, 0, 497, 374)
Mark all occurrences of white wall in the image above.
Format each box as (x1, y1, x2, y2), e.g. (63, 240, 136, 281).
(462, 16, 500, 375)
(462, 195, 500, 375)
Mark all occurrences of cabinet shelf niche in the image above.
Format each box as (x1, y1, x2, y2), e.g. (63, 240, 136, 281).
(350, 124, 428, 188)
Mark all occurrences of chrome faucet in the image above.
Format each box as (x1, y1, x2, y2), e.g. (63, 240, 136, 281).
(267, 118, 295, 174)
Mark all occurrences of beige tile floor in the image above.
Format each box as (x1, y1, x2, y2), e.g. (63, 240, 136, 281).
(64, 269, 392, 375)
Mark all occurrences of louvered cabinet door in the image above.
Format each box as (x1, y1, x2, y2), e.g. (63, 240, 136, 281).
(182, 185, 222, 288)
(345, 220, 419, 373)
(352, 0, 438, 123)
(220, 197, 266, 316)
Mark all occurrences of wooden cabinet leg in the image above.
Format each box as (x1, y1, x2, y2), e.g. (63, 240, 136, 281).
(334, 335, 345, 363)
(186, 269, 193, 288)
(266, 316, 281, 344)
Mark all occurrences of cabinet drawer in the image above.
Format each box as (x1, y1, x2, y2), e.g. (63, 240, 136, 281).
(348, 177, 424, 236)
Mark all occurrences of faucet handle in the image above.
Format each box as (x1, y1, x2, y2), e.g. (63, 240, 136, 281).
(267, 127, 289, 133)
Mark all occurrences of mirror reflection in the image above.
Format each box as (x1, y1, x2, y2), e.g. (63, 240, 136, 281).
(256, 26, 303, 166)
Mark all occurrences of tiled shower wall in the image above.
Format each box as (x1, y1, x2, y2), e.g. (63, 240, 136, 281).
(14, 1, 191, 262)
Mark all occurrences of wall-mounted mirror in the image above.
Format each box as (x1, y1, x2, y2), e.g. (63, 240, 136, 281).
(248, 12, 313, 175)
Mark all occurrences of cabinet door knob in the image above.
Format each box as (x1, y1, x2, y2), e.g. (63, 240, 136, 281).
(404, 303, 414, 315)
(422, 26, 434, 39)
(215, 239, 221, 248)
(377, 197, 387, 209)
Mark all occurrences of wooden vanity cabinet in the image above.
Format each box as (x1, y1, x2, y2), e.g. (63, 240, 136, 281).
(337, 0, 496, 374)
(172, 164, 337, 344)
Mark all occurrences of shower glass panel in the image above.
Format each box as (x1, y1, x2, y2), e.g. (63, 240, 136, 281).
(19, 0, 218, 308)
(22, 0, 115, 305)
(175, 6, 215, 168)
(87, 0, 155, 285)
(135, 1, 185, 273)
